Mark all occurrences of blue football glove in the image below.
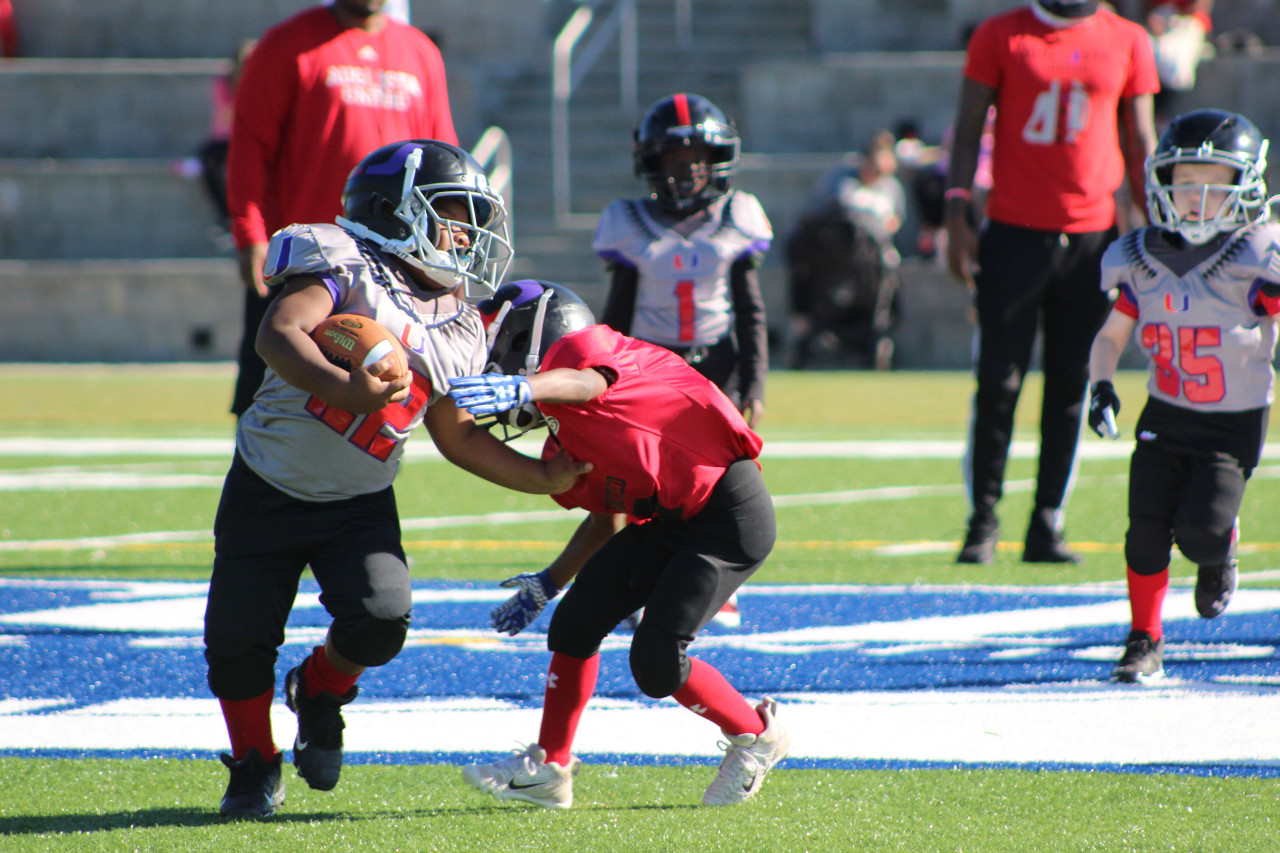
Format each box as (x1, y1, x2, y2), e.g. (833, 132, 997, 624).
(448, 374, 532, 416)
(1088, 380, 1122, 439)
(491, 569, 561, 636)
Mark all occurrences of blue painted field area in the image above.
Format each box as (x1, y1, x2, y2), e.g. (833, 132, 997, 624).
(2, 579, 1279, 775)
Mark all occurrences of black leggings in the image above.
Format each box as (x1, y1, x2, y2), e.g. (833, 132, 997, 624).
(547, 459, 775, 698)
(203, 454, 412, 700)
(1125, 441, 1247, 575)
(966, 220, 1115, 516)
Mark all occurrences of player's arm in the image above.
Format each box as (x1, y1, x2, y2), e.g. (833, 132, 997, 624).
(1087, 308, 1136, 438)
(944, 77, 996, 287)
(730, 256, 767, 427)
(528, 366, 612, 404)
(424, 397, 590, 495)
(256, 276, 411, 413)
(489, 511, 624, 636)
(1089, 308, 1136, 384)
(1118, 93, 1158, 225)
(599, 262, 638, 334)
(545, 511, 625, 589)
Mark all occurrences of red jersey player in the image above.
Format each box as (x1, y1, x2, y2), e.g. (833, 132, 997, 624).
(448, 280, 790, 809)
(944, 0, 1160, 565)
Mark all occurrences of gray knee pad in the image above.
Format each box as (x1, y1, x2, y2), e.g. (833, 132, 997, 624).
(330, 612, 410, 668)
(628, 625, 689, 698)
(1174, 522, 1234, 568)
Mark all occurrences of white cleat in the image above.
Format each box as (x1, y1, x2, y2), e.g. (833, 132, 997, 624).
(462, 744, 581, 809)
(702, 697, 791, 806)
(710, 593, 742, 629)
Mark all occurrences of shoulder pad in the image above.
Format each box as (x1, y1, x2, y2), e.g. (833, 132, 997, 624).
(263, 223, 364, 284)
(593, 199, 657, 256)
(722, 191, 772, 242)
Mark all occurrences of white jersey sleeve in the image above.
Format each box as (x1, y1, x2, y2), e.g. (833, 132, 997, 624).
(237, 223, 486, 501)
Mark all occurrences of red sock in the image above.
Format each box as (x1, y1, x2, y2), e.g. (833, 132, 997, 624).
(538, 652, 599, 766)
(672, 658, 764, 737)
(1127, 566, 1169, 641)
(219, 689, 276, 761)
(303, 644, 359, 698)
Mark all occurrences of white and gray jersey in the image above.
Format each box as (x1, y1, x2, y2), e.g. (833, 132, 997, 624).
(236, 223, 486, 501)
(1100, 223, 1280, 413)
(592, 191, 772, 348)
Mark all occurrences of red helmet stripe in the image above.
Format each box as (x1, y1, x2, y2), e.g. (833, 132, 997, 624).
(673, 93, 692, 127)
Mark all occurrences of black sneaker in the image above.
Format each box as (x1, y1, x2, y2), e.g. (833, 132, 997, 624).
(1195, 560, 1237, 619)
(1022, 509, 1082, 564)
(956, 514, 999, 564)
(1112, 630, 1165, 683)
(284, 661, 358, 791)
(219, 748, 285, 817)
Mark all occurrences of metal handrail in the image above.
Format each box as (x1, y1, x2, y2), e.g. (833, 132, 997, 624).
(470, 125, 514, 234)
(551, 0, 638, 226)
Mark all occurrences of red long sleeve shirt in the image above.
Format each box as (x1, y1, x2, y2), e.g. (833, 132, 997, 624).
(227, 7, 457, 249)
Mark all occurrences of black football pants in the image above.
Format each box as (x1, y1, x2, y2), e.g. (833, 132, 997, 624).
(546, 459, 775, 698)
(204, 453, 412, 701)
(965, 220, 1115, 521)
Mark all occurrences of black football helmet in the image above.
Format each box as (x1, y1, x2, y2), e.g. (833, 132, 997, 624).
(1035, 0, 1097, 19)
(474, 280, 596, 438)
(634, 93, 740, 215)
(1145, 109, 1272, 244)
(336, 139, 512, 298)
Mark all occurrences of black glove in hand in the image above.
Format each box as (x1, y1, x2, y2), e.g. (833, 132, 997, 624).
(1088, 380, 1122, 439)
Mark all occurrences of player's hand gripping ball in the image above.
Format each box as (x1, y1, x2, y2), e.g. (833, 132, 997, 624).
(311, 314, 409, 380)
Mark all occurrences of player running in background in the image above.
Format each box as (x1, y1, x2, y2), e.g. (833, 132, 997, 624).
(594, 92, 771, 627)
(1087, 110, 1280, 682)
(449, 280, 790, 809)
(205, 141, 588, 818)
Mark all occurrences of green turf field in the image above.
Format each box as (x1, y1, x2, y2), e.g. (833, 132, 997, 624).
(1, 365, 1277, 852)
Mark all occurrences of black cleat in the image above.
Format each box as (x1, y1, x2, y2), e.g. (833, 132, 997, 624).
(956, 513, 999, 564)
(1195, 560, 1237, 619)
(1022, 509, 1082, 564)
(284, 661, 357, 791)
(219, 748, 285, 818)
(1112, 630, 1165, 684)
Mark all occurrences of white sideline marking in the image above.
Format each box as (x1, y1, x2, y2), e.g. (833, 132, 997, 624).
(2, 689, 1278, 769)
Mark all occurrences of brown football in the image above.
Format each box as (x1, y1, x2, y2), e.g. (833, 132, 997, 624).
(310, 314, 409, 381)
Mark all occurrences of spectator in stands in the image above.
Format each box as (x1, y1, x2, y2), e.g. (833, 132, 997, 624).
(226, 0, 457, 418)
(0, 0, 17, 57)
(944, 0, 1159, 565)
(785, 132, 905, 370)
(1144, 1, 1214, 99)
(197, 39, 256, 237)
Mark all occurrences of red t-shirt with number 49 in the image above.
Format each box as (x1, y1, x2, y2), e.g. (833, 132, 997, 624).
(964, 7, 1159, 233)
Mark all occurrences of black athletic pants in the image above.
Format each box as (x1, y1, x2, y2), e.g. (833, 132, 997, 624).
(965, 220, 1116, 521)
(546, 459, 775, 698)
(203, 454, 412, 701)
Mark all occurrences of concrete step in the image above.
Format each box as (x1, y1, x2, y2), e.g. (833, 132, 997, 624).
(0, 59, 225, 159)
(0, 258, 243, 362)
(0, 159, 228, 259)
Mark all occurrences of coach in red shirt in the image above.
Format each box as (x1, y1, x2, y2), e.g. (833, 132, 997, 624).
(226, 0, 457, 418)
(944, 0, 1159, 564)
